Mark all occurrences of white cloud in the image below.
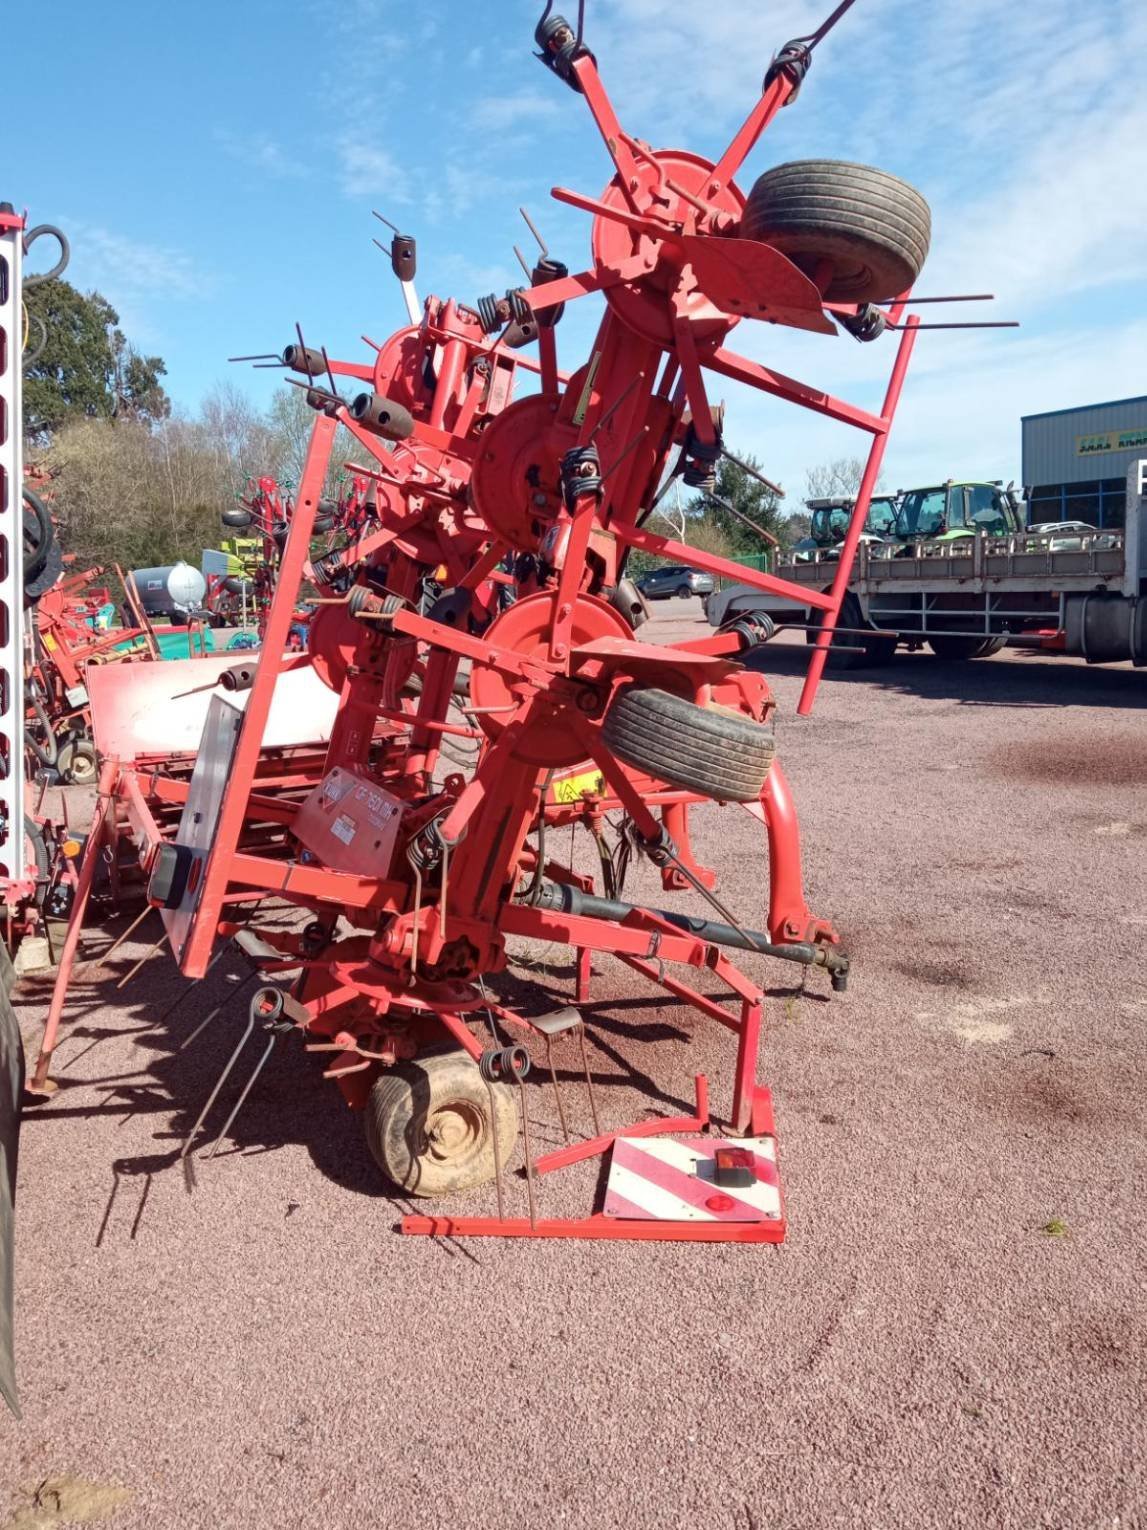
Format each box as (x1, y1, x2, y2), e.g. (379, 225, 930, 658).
(337, 138, 411, 201)
(472, 88, 558, 133)
(66, 223, 210, 302)
(214, 130, 310, 181)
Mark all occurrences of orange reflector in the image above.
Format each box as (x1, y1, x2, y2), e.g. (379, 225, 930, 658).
(61, 839, 82, 859)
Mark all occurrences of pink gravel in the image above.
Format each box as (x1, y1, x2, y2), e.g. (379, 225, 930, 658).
(2, 605, 1145, 1529)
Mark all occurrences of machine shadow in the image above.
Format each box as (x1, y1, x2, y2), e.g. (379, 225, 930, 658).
(745, 640, 1147, 711)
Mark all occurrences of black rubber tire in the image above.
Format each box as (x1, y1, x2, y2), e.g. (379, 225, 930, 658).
(740, 160, 931, 303)
(24, 537, 63, 607)
(676, 585, 693, 599)
(57, 737, 98, 787)
(928, 635, 993, 661)
(23, 488, 53, 582)
(24, 817, 50, 905)
(974, 636, 1006, 658)
(363, 1050, 518, 1197)
(601, 686, 775, 803)
(806, 592, 895, 668)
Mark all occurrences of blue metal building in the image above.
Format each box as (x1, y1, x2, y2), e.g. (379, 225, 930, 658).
(1021, 395, 1147, 529)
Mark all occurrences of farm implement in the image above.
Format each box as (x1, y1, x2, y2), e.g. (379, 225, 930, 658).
(19, 0, 1017, 1346)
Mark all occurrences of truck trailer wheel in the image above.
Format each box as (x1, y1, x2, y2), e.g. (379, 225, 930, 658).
(928, 635, 1000, 661)
(806, 593, 896, 668)
(601, 685, 775, 803)
(740, 160, 931, 303)
(363, 1050, 518, 1197)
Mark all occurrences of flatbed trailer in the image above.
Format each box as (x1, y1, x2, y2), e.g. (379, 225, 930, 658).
(708, 462, 1147, 665)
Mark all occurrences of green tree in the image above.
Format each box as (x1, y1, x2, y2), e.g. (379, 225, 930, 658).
(24, 278, 169, 439)
(687, 451, 785, 555)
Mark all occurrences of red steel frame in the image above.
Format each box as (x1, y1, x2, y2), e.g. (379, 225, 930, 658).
(33, 1, 935, 1244)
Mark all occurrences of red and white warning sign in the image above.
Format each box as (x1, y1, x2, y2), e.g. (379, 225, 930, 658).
(603, 1135, 782, 1223)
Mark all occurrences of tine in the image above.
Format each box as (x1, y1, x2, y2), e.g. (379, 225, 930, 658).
(576, 1025, 602, 1138)
(484, 1077, 505, 1221)
(518, 1079, 537, 1230)
(519, 206, 548, 256)
(179, 1006, 256, 1159)
(115, 933, 167, 990)
(180, 971, 257, 1051)
(205, 1033, 279, 1159)
(544, 1034, 570, 1144)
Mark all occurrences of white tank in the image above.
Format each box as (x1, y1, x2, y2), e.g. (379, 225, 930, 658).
(130, 562, 208, 617)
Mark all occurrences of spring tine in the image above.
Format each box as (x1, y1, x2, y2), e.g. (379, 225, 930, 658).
(179, 1005, 257, 1160)
(576, 1023, 602, 1137)
(205, 1031, 281, 1159)
(519, 206, 548, 257)
(544, 1034, 571, 1143)
(320, 344, 340, 402)
(886, 319, 1019, 331)
(484, 1076, 506, 1221)
(227, 352, 282, 362)
(513, 244, 533, 280)
(518, 1077, 538, 1230)
(115, 932, 167, 990)
(372, 209, 400, 235)
(82, 904, 152, 977)
(295, 320, 314, 384)
(180, 971, 257, 1051)
(590, 374, 639, 441)
(900, 293, 995, 304)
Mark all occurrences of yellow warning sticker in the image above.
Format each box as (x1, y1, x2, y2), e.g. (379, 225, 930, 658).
(549, 768, 606, 804)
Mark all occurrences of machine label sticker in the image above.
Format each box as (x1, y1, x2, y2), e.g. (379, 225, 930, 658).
(331, 814, 357, 846)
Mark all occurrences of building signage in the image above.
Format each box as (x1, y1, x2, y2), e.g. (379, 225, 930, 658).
(1076, 427, 1147, 456)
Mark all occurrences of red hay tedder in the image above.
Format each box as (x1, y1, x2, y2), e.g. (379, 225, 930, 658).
(25, 0, 1014, 1257)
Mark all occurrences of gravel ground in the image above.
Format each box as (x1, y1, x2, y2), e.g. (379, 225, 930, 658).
(3, 605, 1146, 1529)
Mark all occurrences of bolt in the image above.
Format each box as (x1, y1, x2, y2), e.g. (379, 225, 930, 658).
(554, 643, 568, 660)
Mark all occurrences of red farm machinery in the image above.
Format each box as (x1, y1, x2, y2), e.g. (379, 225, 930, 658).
(17, 0, 1018, 1346)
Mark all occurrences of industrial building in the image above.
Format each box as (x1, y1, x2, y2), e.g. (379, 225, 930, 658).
(1022, 395, 1147, 528)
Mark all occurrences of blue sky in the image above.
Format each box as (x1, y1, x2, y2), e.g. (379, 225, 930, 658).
(11, 0, 1145, 501)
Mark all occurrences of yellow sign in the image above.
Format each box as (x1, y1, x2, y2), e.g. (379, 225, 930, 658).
(548, 767, 606, 805)
(1076, 427, 1147, 456)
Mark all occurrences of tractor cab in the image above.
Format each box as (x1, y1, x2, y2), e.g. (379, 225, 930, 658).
(894, 481, 1024, 544)
(792, 493, 899, 560)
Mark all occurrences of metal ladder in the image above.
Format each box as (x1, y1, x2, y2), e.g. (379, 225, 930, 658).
(0, 203, 27, 890)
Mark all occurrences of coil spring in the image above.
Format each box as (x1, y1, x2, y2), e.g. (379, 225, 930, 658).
(560, 444, 603, 507)
(681, 424, 722, 492)
(475, 289, 532, 335)
(479, 1045, 531, 1084)
(764, 38, 812, 102)
(534, 10, 591, 89)
(640, 827, 677, 869)
(839, 303, 887, 343)
(532, 256, 568, 328)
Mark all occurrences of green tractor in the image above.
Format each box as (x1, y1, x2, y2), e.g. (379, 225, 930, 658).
(894, 480, 1024, 544)
(791, 493, 899, 561)
(892, 480, 1025, 659)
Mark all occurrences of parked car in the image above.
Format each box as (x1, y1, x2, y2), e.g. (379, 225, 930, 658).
(635, 565, 715, 600)
(1025, 520, 1119, 553)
